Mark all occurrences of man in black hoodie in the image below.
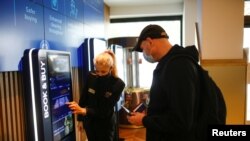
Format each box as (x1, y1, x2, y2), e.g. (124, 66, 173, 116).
(127, 24, 202, 141)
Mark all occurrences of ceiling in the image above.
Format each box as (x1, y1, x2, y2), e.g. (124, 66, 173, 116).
(104, 0, 183, 7)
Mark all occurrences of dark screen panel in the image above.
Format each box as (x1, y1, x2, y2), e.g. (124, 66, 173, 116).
(47, 53, 74, 141)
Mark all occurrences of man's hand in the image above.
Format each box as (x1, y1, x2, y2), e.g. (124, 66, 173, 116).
(127, 112, 145, 126)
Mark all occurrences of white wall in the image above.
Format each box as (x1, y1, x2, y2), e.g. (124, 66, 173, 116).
(183, 0, 197, 47)
(109, 3, 183, 18)
(197, 0, 244, 59)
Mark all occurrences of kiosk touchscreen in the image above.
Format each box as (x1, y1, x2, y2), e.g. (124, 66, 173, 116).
(22, 49, 75, 141)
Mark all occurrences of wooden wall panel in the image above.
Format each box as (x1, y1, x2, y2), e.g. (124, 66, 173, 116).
(202, 59, 247, 124)
(0, 68, 82, 141)
(0, 72, 25, 141)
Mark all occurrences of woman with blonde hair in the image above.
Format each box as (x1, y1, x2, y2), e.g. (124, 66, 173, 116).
(67, 50, 125, 141)
(93, 50, 119, 78)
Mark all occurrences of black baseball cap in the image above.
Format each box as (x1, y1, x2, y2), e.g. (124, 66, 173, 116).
(132, 24, 169, 52)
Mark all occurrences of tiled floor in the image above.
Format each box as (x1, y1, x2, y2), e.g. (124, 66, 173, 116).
(119, 127, 146, 141)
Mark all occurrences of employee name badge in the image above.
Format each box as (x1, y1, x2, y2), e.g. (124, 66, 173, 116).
(104, 92, 112, 98)
(88, 88, 95, 94)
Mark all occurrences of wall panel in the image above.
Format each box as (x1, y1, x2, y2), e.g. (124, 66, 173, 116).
(0, 68, 82, 141)
(201, 58, 247, 124)
(0, 72, 25, 141)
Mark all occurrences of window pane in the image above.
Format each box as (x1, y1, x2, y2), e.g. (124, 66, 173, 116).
(243, 28, 250, 48)
(108, 21, 181, 45)
(137, 52, 157, 88)
(245, 1, 250, 16)
(109, 20, 181, 89)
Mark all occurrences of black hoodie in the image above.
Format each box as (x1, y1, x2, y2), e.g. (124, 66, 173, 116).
(142, 45, 202, 141)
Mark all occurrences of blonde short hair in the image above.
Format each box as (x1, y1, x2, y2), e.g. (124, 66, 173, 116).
(93, 50, 118, 77)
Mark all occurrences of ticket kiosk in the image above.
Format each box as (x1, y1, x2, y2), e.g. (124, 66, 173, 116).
(22, 49, 75, 141)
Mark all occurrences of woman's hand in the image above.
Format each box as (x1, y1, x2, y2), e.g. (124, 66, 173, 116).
(66, 101, 86, 116)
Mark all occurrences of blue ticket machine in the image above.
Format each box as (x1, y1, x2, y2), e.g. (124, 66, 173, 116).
(22, 49, 75, 141)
